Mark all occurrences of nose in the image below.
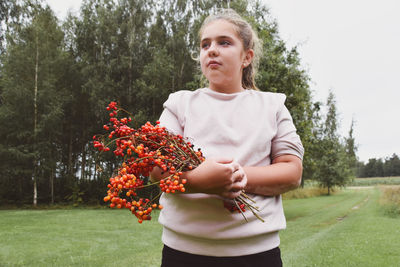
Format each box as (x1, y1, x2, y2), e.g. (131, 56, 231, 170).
(208, 41, 219, 57)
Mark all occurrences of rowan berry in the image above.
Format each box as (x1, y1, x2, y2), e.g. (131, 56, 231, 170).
(96, 101, 233, 223)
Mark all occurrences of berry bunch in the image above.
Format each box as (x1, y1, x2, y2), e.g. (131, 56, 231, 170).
(94, 102, 263, 223)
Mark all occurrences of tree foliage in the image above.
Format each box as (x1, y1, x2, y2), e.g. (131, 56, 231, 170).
(357, 154, 400, 178)
(345, 118, 358, 177)
(0, 0, 361, 204)
(312, 91, 352, 194)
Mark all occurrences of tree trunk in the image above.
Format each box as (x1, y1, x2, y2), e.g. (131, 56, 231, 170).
(33, 178, 37, 206)
(172, 70, 175, 92)
(179, 61, 185, 89)
(129, 55, 133, 102)
(33, 33, 39, 207)
(94, 161, 97, 181)
(152, 97, 155, 118)
(68, 130, 73, 178)
(81, 143, 86, 181)
(50, 167, 54, 205)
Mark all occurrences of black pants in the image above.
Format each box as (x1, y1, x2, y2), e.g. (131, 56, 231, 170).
(161, 245, 282, 267)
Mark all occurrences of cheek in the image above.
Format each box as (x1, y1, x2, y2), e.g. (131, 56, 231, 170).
(199, 53, 207, 72)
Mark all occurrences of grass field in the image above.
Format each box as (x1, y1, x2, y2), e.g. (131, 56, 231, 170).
(349, 176, 400, 186)
(1, 187, 399, 266)
(0, 209, 163, 266)
(281, 187, 400, 266)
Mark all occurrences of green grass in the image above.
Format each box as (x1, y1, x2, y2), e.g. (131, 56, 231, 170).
(0, 208, 163, 267)
(379, 185, 400, 216)
(1, 188, 399, 266)
(281, 188, 400, 266)
(349, 176, 400, 186)
(282, 186, 336, 199)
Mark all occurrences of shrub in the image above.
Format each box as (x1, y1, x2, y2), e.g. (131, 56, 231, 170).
(283, 186, 337, 200)
(379, 185, 400, 216)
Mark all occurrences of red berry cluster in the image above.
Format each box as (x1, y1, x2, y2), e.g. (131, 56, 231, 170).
(94, 102, 206, 223)
(94, 102, 264, 223)
(223, 200, 246, 212)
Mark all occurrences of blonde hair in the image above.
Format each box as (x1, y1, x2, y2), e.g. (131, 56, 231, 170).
(199, 8, 262, 90)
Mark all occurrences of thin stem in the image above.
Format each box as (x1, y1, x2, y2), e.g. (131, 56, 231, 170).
(234, 199, 248, 222)
(149, 191, 163, 204)
(246, 205, 265, 223)
(237, 195, 259, 211)
(135, 180, 161, 189)
(240, 191, 257, 204)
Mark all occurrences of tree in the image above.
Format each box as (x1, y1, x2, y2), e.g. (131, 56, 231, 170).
(363, 158, 384, 177)
(0, 0, 321, 204)
(384, 154, 400, 176)
(0, 2, 65, 205)
(345, 118, 358, 177)
(314, 91, 351, 194)
(0, 0, 20, 55)
(302, 101, 324, 184)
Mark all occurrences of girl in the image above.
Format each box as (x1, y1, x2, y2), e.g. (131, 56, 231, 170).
(151, 8, 304, 267)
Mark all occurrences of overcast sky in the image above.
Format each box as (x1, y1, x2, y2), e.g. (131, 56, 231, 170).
(264, 0, 400, 162)
(47, 0, 400, 162)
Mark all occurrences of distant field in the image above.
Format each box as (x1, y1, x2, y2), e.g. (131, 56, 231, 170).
(1, 187, 399, 266)
(349, 176, 400, 186)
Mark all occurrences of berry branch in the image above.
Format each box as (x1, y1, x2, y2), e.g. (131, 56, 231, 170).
(94, 101, 263, 223)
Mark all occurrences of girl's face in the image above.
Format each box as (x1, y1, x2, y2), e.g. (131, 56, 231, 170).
(200, 19, 253, 93)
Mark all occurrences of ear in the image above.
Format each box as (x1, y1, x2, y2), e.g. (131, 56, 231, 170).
(243, 49, 254, 67)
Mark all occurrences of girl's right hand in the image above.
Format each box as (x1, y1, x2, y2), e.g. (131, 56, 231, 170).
(185, 158, 247, 199)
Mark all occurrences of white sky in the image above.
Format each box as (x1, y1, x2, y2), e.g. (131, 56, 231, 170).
(46, 0, 400, 162)
(264, 0, 400, 162)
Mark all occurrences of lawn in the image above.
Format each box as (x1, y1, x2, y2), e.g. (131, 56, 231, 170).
(281, 188, 400, 266)
(349, 176, 400, 186)
(0, 208, 163, 266)
(1, 187, 399, 266)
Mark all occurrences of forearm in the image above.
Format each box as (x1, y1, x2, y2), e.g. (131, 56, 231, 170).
(244, 155, 303, 196)
(150, 158, 246, 199)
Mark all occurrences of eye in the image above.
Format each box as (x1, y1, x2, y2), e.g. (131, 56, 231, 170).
(201, 42, 210, 49)
(220, 40, 231, 46)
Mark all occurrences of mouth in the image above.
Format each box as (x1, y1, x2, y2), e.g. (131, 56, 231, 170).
(207, 60, 221, 67)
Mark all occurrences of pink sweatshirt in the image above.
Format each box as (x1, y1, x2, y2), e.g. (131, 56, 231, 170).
(158, 87, 304, 257)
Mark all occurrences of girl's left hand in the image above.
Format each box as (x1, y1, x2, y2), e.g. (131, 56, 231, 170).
(222, 163, 247, 199)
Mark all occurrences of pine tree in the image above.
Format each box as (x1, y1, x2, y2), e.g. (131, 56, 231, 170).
(314, 91, 351, 194)
(345, 118, 358, 177)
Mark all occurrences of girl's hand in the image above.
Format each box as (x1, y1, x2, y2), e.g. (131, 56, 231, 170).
(185, 158, 247, 199)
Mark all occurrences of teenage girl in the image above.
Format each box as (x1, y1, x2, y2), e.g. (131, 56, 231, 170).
(151, 8, 304, 267)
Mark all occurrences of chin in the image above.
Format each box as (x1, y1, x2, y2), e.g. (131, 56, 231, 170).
(205, 76, 227, 85)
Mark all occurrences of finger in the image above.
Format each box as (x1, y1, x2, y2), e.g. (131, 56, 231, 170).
(229, 180, 247, 192)
(232, 168, 245, 182)
(236, 177, 247, 190)
(230, 172, 247, 191)
(230, 161, 240, 173)
(224, 160, 240, 174)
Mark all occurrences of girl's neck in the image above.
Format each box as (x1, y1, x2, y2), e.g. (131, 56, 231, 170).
(209, 83, 245, 94)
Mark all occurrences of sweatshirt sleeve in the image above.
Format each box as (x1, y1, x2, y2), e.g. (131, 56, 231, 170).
(158, 92, 184, 136)
(270, 94, 304, 161)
